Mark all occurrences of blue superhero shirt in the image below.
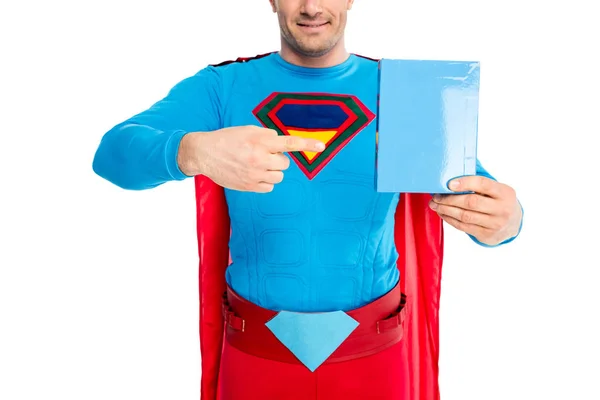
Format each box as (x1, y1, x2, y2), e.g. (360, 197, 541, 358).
(93, 52, 521, 312)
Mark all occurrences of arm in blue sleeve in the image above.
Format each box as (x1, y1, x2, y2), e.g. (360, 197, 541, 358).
(92, 66, 222, 190)
(469, 159, 524, 247)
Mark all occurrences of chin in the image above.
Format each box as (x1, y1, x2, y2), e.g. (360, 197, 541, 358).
(299, 46, 332, 58)
(294, 39, 333, 56)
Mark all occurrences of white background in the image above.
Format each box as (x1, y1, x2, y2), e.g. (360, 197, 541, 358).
(1, 0, 598, 399)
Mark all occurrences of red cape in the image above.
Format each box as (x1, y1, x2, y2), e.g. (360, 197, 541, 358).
(194, 175, 444, 400)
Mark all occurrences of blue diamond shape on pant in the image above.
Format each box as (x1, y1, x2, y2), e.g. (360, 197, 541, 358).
(265, 311, 359, 372)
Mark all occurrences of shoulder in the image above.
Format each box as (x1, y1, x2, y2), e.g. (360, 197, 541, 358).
(352, 53, 380, 63)
(202, 51, 276, 76)
(182, 52, 274, 91)
(189, 52, 275, 86)
(209, 52, 276, 68)
(352, 53, 380, 68)
(350, 53, 380, 74)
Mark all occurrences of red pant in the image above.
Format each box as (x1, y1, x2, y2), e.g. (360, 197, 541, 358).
(217, 338, 404, 399)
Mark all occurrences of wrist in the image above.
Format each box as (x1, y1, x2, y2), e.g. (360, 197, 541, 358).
(177, 131, 209, 177)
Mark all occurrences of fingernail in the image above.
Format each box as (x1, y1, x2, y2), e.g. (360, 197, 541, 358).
(315, 142, 325, 151)
(449, 180, 460, 190)
(429, 201, 437, 209)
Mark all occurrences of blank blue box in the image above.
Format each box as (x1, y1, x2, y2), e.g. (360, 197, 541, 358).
(376, 59, 480, 193)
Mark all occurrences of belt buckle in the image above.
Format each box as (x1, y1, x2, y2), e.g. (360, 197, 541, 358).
(265, 310, 359, 372)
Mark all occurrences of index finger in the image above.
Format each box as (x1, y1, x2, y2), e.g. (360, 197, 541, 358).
(267, 135, 325, 154)
(448, 175, 503, 198)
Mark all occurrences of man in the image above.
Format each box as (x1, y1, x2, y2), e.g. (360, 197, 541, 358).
(93, 0, 523, 399)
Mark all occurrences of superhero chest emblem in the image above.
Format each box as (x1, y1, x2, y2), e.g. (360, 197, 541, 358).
(253, 93, 375, 180)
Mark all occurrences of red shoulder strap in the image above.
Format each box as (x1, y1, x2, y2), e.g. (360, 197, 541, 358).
(395, 193, 444, 400)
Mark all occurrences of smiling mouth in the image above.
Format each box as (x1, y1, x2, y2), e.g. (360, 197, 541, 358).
(297, 22, 329, 28)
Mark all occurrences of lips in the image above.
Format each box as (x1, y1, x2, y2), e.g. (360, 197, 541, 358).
(297, 21, 329, 27)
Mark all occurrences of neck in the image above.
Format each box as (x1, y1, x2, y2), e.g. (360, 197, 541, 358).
(279, 37, 349, 68)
